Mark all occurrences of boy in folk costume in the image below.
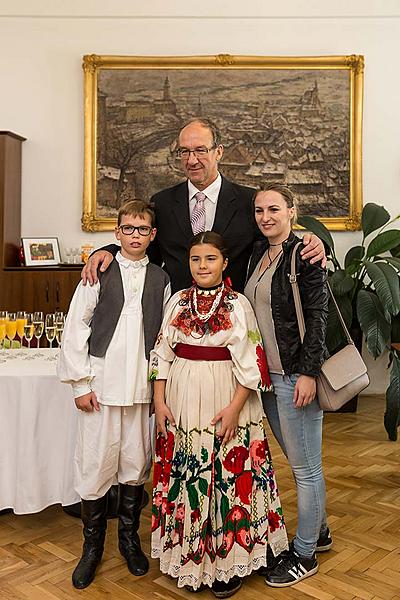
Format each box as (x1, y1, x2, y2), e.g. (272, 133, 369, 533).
(58, 200, 170, 589)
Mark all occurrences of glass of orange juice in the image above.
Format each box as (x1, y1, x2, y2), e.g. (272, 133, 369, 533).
(6, 313, 17, 349)
(0, 311, 7, 350)
(16, 311, 27, 344)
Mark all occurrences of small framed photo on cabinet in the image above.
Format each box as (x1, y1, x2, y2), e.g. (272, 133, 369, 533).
(21, 237, 61, 266)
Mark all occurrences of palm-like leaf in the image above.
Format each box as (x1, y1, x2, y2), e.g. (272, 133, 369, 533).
(345, 245, 364, 268)
(297, 215, 334, 253)
(384, 354, 400, 441)
(357, 290, 391, 358)
(362, 203, 390, 238)
(330, 270, 354, 296)
(384, 257, 400, 270)
(374, 261, 400, 313)
(326, 294, 353, 352)
(364, 262, 400, 318)
(366, 230, 400, 257)
(391, 313, 400, 344)
(390, 243, 400, 258)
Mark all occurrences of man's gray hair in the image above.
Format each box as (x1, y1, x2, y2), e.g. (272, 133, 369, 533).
(179, 117, 222, 147)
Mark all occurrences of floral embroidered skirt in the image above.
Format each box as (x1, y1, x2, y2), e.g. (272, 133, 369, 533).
(151, 357, 288, 590)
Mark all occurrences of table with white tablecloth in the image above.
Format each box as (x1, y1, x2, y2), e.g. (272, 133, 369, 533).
(0, 348, 80, 514)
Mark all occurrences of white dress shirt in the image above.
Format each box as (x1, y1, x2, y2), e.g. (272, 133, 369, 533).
(58, 252, 171, 406)
(188, 173, 222, 231)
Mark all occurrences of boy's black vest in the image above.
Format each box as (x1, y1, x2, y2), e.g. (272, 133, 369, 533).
(88, 260, 169, 359)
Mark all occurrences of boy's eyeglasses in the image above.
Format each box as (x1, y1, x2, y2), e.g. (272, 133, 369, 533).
(118, 225, 152, 236)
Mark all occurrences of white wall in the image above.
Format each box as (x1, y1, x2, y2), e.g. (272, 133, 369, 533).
(1, 0, 399, 392)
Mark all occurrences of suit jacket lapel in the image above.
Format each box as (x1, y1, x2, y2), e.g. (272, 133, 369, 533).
(212, 176, 237, 236)
(172, 181, 193, 239)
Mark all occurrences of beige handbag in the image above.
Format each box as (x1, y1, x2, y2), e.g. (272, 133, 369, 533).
(289, 242, 370, 411)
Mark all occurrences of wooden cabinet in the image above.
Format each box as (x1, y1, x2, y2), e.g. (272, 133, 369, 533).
(2, 267, 81, 313)
(0, 131, 81, 313)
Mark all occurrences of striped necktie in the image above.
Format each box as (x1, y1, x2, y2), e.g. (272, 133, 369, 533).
(191, 192, 206, 235)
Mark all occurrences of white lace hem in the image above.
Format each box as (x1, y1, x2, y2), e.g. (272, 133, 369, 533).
(152, 549, 270, 589)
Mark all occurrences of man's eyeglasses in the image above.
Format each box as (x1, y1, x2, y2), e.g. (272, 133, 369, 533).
(176, 146, 216, 159)
(118, 225, 152, 236)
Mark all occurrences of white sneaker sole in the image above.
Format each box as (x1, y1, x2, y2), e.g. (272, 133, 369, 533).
(265, 564, 319, 587)
(316, 540, 333, 552)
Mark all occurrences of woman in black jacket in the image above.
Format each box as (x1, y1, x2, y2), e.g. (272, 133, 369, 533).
(244, 182, 330, 588)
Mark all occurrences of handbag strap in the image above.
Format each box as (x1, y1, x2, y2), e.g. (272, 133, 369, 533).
(289, 242, 354, 345)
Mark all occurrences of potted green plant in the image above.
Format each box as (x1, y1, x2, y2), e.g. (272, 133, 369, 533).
(298, 203, 400, 440)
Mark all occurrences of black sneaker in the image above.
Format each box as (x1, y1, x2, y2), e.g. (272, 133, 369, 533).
(316, 527, 333, 552)
(255, 544, 290, 576)
(265, 549, 318, 587)
(211, 576, 242, 598)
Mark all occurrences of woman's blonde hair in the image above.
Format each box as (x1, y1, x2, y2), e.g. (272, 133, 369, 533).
(254, 182, 298, 225)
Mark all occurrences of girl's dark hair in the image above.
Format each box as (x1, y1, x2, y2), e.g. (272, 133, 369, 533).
(189, 231, 229, 261)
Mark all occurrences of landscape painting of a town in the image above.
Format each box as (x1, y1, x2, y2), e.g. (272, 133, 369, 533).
(82, 55, 363, 231)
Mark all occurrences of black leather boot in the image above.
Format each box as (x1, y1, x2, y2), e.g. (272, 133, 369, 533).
(72, 496, 108, 589)
(118, 483, 149, 576)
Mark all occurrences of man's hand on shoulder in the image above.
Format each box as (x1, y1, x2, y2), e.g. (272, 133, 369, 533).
(300, 233, 326, 268)
(81, 250, 114, 285)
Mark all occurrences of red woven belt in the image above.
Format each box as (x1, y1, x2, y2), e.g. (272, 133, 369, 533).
(174, 343, 231, 361)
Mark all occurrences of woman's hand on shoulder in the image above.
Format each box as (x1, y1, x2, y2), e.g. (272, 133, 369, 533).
(293, 375, 316, 408)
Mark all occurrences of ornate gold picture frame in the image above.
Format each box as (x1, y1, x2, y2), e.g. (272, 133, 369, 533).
(82, 54, 363, 232)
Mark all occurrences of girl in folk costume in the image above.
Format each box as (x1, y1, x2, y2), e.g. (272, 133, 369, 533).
(150, 231, 288, 598)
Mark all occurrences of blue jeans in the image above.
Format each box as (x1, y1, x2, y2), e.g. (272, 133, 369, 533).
(263, 373, 326, 557)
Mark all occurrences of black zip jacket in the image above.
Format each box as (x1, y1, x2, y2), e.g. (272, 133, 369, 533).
(246, 231, 329, 378)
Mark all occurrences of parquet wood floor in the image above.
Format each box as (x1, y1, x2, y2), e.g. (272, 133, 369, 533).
(1, 396, 399, 599)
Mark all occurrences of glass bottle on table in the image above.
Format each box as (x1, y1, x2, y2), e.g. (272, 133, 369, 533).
(45, 313, 56, 348)
(6, 313, 17, 349)
(24, 313, 34, 350)
(33, 311, 44, 350)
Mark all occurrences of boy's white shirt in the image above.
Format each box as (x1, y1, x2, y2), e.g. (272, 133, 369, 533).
(58, 251, 171, 405)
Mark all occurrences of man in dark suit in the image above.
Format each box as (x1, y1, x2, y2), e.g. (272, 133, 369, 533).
(82, 118, 324, 292)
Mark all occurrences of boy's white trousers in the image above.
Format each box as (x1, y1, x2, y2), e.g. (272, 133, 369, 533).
(74, 404, 152, 500)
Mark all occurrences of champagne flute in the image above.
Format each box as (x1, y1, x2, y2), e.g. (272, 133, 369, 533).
(33, 311, 44, 352)
(45, 313, 56, 349)
(65, 247, 73, 264)
(55, 313, 65, 346)
(54, 310, 64, 324)
(72, 247, 80, 264)
(24, 313, 34, 351)
(16, 311, 27, 345)
(6, 313, 17, 349)
(0, 311, 7, 350)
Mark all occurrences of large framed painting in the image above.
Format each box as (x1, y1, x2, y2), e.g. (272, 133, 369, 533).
(82, 54, 363, 232)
